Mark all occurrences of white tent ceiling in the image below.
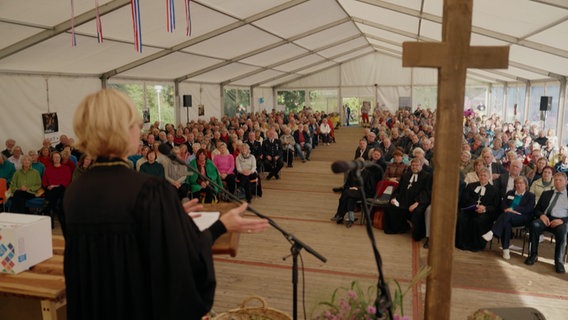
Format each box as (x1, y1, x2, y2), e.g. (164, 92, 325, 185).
(1, 0, 567, 86)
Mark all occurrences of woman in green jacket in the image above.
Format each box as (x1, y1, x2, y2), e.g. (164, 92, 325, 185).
(187, 148, 222, 203)
(10, 155, 41, 213)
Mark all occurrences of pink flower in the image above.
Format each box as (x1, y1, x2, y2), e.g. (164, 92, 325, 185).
(347, 290, 357, 299)
(366, 305, 376, 314)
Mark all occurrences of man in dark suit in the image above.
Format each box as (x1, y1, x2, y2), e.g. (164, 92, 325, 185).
(245, 131, 263, 171)
(261, 130, 284, 180)
(493, 159, 523, 200)
(383, 158, 432, 241)
(354, 138, 369, 160)
(525, 172, 568, 273)
(481, 148, 507, 181)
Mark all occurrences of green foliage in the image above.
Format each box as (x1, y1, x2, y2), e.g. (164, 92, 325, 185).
(108, 83, 175, 125)
(277, 90, 305, 112)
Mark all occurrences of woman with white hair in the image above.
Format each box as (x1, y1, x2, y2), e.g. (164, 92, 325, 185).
(63, 89, 268, 320)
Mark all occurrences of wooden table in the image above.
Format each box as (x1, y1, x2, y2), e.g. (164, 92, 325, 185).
(0, 203, 240, 320)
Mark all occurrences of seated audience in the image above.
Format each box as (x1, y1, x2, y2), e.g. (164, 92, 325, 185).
(188, 149, 222, 203)
(383, 158, 432, 240)
(2, 138, 15, 158)
(38, 146, 52, 167)
(29, 150, 45, 178)
(235, 144, 261, 202)
(529, 165, 555, 203)
(0, 154, 16, 186)
(139, 150, 165, 178)
(456, 168, 499, 251)
(164, 146, 191, 199)
(8, 145, 23, 170)
(293, 124, 312, 162)
(213, 142, 236, 195)
(464, 158, 489, 185)
(280, 127, 296, 168)
(330, 166, 378, 228)
(525, 172, 568, 273)
(43, 151, 72, 233)
(481, 176, 535, 260)
(9, 155, 41, 213)
(72, 154, 93, 181)
(384, 150, 408, 182)
(262, 130, 284, 180)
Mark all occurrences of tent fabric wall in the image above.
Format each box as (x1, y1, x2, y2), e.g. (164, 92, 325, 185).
(0, 74, 101, 154)
(179, 83, 221, 121)
(252, 87, 275, 112)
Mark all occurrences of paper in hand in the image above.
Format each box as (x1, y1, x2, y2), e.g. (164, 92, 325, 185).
(189, 211, 220, 231)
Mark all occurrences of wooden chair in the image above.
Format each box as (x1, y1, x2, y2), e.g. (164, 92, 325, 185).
(358, 180, 398, 225)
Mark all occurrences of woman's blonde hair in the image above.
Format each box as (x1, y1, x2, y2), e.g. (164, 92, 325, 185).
(73, 89, 141, 158)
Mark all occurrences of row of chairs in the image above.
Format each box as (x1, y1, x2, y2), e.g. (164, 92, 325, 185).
(490, 227, 568, 263)
(0, 178, 50, 217)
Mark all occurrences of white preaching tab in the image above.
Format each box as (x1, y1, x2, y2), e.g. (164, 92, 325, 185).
(188, 211, 220, 231)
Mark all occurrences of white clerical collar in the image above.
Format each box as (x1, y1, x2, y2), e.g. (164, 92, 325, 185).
(474, 185, 486, 196)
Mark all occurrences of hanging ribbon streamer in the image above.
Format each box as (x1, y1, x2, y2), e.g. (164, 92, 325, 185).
(70, 0, 77, 46)
(130, 0, 143, 52)
(185, 0, 192, 36)
(95, 0, 103, 43)
(166, 0, 176, 32)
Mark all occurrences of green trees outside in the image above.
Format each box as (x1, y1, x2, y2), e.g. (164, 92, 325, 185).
(108, 83, 175, 126)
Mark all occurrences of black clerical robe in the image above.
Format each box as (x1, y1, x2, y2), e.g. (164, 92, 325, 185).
(63, 159, 226, 320)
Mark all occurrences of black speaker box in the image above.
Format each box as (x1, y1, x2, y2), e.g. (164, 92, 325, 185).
(540, 96, 552, 111)
(183, 95, 192, 107)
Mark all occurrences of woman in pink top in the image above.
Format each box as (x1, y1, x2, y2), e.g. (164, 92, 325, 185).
(43, 151, 72, 232)
(213, 142, 236, 195)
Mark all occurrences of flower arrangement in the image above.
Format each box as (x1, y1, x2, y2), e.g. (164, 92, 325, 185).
(314, 266, 430, 320)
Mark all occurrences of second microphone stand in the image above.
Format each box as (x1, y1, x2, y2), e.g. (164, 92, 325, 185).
(353, 167, 393, 319)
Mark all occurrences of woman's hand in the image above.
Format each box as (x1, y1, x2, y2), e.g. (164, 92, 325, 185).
(219, 202, 270, 233)
(182, 198, 203, 216)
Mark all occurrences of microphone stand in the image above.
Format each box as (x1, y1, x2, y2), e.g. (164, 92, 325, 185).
(352, 165, 393, 319)
(169, 155, 327, 320)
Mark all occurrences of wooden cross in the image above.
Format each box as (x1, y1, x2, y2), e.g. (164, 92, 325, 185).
(402, 1, 509, 319)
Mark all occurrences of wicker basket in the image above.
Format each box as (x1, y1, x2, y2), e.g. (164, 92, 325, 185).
(213, 296, 291, 320)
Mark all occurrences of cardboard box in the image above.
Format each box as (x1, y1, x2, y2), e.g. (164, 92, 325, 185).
(0, 213, 53, 274)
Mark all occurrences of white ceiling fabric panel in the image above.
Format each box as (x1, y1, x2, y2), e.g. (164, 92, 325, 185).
(294, 22, 361, 50)
(275, 55, 325, 72)
(318, 37, 368, 58)
(527, 21, 568, 52)
(185, 25, 280, 60)
(283, 66, 340, 88)
(472, 0, 565, 38)
(342, 0, 419, 34)
(232, 70, 286, 87)
(0, 0, 566, 87)
(0, 34, 161, 74)
(121, 52, 223, 79)
(252, 0, 346, 38)
(0, 23, 43, 49)
(189, 63, 259, 83)
(239, 44, 307, 67)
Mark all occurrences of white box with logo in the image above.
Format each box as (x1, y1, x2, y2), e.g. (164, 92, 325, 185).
(0, 213, 53, 274)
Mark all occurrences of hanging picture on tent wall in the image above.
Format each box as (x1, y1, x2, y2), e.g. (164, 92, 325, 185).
(42, 112, 58, 133)
(143, 110, 150, 123)
(198, 104, 205, 116)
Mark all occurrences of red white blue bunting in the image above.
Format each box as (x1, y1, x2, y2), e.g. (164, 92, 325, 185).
(70, 0, 77, 46)
(166, 0, 176, 32)
(130, 0, 143, 52)
(95, 0, 103, 43)
(185, 0, 192, 36)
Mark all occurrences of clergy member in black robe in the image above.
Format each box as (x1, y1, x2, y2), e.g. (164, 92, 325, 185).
(383, 158, 431, 240)
(456, 168, 499, 251)
(64, 89, 268, 320)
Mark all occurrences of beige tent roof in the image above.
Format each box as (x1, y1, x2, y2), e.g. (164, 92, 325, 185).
(1, 0, 567, 86)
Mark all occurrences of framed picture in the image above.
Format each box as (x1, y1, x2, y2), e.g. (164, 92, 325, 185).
(198, 104, 205, 116)
(42, 112, 58, 133)
(143, 110, 150, 123)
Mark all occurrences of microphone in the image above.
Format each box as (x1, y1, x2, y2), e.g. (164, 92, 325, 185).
(157, 143, 188, 167)
(331, 159, 377, 173)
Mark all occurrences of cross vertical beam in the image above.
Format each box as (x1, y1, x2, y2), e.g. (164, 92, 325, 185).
(402, 1, 509, 319)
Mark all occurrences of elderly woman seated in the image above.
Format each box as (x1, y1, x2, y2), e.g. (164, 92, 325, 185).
(482, 176, 535, 259)
(464, 158, 492, 185)
(235, 144, 261, 202)
(529, 165, 555, 203)
(9, 155, 42, 213)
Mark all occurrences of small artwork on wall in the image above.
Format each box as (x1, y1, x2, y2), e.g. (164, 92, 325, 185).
(198, 104, 205, 116)
(42, 112, 59, 133)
